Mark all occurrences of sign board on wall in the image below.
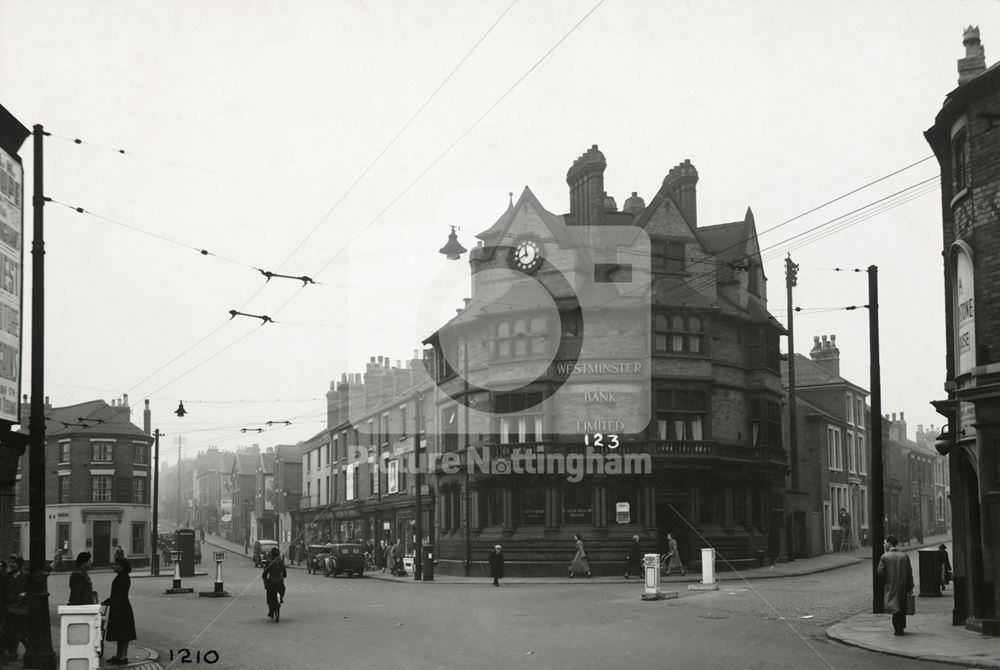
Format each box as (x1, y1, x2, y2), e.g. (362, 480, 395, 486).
(955, 247, 976, 375)
(0, 149, 22, 423)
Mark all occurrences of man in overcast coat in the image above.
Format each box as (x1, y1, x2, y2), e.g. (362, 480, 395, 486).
(877, 534, 914, 635)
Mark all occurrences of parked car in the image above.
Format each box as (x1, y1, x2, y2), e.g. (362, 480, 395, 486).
(306, 544, 334, 574)
(253, 540, 280, 568)
(323, 543, 366, 578)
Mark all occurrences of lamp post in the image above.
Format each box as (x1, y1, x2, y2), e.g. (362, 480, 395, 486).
(19, 123, 55, 670)
(151, 428, 161, 575)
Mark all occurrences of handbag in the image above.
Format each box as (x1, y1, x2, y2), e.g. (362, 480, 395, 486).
(905, 594, 915, 615)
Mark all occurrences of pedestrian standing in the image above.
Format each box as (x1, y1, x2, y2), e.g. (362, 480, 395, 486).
(877, 534, 914, 636)
(4, 557, 26, 661)
(379, 540, 388, 572)
(568, 534, 591, 578)
(102, 556, 136, 665)
(391, 539, 404, 576)
(488, 545, 504, 587)
(664, 533, 686, 576)
(938, 544, 952, 591)
(68, 552, 96, 605)
(624, 535, 643, 579)
(114, 546, 125, 564)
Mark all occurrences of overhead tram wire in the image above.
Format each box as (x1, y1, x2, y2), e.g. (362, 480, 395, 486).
(268, 0, 609, 320)
(122, 2, 524, 399)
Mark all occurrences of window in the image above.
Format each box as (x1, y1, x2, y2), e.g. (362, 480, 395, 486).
(92, 475, 112, 502)
(57, 523, 70, 553)
(59, 442, 71, 463)
(306, 482, 311, 506)
(747, 327, 780, 371)
(131, 522, 145, 555)
(442, 409, 459, 452)
(830, 484, 849, 527)
(387, 460, 399, 494)
(653, 314, 704, 354)
(400, 404, 408, 442)
(655, 389, 708, 440)
(91, 441, 113, 463)
(59, 475, 70, 503)
(482, 486, 503, 526)
(306, 450, 311, 472)
(519, 485, 545, 525)
(369, 462, 375, 498)
(857, 434, 866, 475)
(845, 394, 854, 425)
(132, 444, 147, 464)
(132, 477, 146, 504)
(492, 316, 548, 360)
(562, 485, 592, 525)
(953, 129, 969, 193)
(847, 431, 856, 474)
(326, 444, 331, 465)
(498, 415, 543, 444)
(652, 240, 685, 272)
(827, 426, 842, 471)
(381, 413, 390, 446)
(937, 494, 945, 521)
(11, 526, 20, 556)
(749, 396, 782, 448)
(855, 398, 865, 429)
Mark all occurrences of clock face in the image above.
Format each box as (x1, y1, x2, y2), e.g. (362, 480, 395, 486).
(511, 240, 542, 273)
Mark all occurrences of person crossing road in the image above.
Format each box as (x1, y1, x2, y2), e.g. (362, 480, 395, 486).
(262, 547, 287, 622)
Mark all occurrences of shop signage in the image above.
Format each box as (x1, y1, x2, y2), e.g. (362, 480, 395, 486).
(955, 247, 976, 375)
(0, 147, 22, 423)
(616, 502, 630, 524)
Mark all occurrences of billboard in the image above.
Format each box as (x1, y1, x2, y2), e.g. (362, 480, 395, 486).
(0, 148, 22, 423)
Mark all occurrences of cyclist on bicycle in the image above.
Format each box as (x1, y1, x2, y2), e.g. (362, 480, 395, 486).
(262, 547, 287, 621)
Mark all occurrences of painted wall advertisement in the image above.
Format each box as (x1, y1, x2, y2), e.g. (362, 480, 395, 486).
(955, 247, 976, 375)
(0, 148, 22, 424)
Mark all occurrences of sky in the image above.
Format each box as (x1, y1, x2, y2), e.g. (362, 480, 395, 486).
(0, 0, 990, 465)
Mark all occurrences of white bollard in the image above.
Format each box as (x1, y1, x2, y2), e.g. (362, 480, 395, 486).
(688, 547, 720, 591)
(199, 551, 230, 597)
(59, 604, 101, 670)
(166, 550, 193, 594)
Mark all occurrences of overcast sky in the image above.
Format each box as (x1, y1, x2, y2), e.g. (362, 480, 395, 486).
(1, 0, 990, 465)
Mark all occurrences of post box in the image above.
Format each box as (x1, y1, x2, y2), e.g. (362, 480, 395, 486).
(641, 553, 660, 600)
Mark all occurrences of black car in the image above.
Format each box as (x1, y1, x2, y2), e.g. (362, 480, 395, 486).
(253, 540, 279, 568)
(306, 544, 334, 574)
(323, 543, 366, 578)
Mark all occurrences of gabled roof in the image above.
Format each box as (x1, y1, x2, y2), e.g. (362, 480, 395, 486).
(274, 443, 302, 463)
(40, 400, 147, 439)
(231, 453, 257, 477)
(781, 353, 868, 394)
(258, 451, 275, 474)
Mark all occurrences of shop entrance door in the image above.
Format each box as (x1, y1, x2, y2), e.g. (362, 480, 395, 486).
(93, 521, 112, 567)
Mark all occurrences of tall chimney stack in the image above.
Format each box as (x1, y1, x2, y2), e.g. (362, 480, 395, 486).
(566, 145, 607, 227)
(959, 26, 987, 85)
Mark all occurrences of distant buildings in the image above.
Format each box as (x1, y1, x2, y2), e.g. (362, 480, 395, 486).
(925, 26, 1000, 635)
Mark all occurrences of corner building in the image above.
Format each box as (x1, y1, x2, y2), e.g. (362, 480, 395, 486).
(925, 27, 1000, 634)
(412, 146, 788, 575)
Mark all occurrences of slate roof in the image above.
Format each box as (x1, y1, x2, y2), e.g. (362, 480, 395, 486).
(38, 400, 147, 439)
(274, 443, 302, 463)
(781, 353, 868, 393)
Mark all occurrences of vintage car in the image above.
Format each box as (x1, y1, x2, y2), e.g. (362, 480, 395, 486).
(253, 539, 280, 568)
(323, 543, 366, 578)
(306, 544, 334, 574)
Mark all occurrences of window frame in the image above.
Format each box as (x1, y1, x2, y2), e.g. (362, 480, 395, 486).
(91, 441, 114, 463)
(131, 476, 146, 504)
(827, 426, 843, 472)
(653, 313, 704, 355)
(92, 474, 113, 503)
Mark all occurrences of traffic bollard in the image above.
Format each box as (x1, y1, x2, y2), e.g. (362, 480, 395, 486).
(640, 553, 677, 601)
(166, 551, 194, 594)
(58, 604, 102, 670)
(199, 551, 230, 597)
(688, 547, 720, 591)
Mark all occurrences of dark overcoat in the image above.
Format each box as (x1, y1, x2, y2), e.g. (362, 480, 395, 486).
(627, 541, 643, 573)
(488, 550, 504, 579)
(68, 569, 94, 606)
(877, 548, 914, 614)
(103, 572, 137, 642)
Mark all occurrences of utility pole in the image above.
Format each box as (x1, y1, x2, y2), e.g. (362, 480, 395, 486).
(23, 124, 55, 670)
(785, 255, 800, 491)
(151, 428, 161, 575)
(414, 393, 423, 581)
(869, 265, 885, 614)
(176, 435, 184, 527)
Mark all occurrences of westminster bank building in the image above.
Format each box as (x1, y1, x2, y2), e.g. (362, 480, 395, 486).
(301, 146, 789, 576)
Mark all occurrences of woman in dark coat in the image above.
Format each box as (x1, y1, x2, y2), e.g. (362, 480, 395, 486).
(102, 556, 136, 665)
(68, 552, 95, 606)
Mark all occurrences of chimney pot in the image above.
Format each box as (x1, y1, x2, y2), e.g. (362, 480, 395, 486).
(959, 26, 987, 84)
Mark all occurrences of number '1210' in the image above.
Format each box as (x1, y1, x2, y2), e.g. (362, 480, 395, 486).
(169, 649, 220, 664)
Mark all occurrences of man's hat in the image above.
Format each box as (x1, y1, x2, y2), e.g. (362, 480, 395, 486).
(494, 544, 502, 550)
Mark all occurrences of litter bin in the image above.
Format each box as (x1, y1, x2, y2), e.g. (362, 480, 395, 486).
(422, 546, 434, 581)
(918, 548, 942, 597)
